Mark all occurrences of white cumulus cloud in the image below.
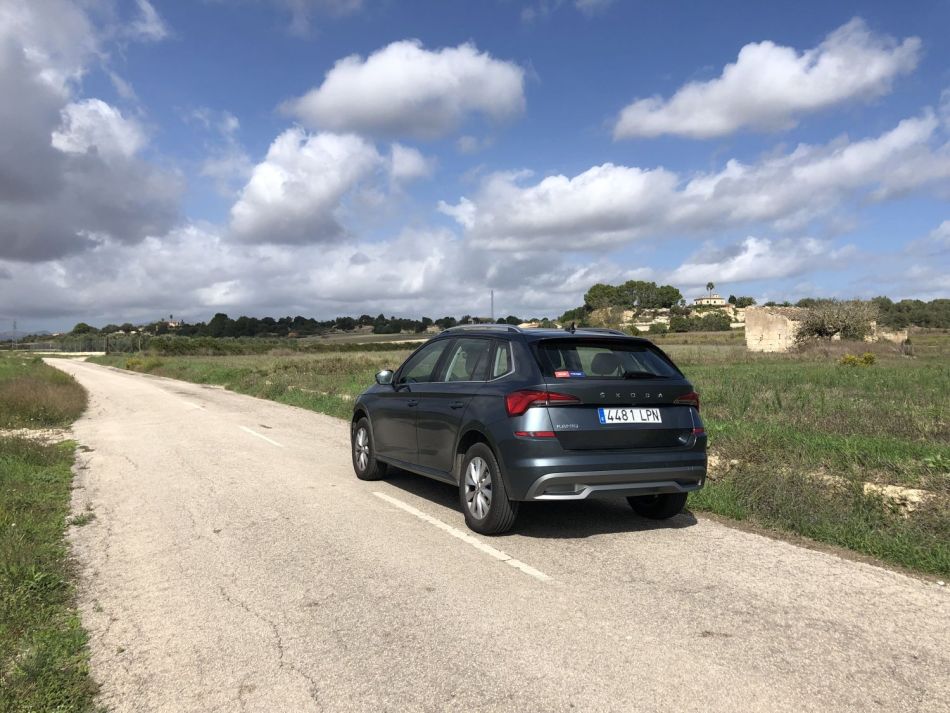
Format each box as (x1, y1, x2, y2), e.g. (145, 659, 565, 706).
(229, 129, 382, 245)
(667, 236, 854, 287)
(614, 18, 921, 140)
(51, 99, 146, 159)
(389, 143, 434, 182)
(441, 112, 950, 250)
(0, 1, 180, 262)
(284, 40, 525, 139)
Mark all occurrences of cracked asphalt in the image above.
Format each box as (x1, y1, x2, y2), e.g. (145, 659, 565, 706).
(52, 359, 949, 713)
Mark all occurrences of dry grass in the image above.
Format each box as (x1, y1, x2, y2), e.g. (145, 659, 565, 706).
(0, 375, 87, 429)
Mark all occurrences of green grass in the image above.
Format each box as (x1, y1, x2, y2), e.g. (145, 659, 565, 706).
(90, 334, 950, 575)
(0, 355, 95, 712)
(0, 438, 98, 712)
(0, 355, 96, 711)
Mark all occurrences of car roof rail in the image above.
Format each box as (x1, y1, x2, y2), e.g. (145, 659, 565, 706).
(574, 327, 628, 336)
(443, 324, 524, 334)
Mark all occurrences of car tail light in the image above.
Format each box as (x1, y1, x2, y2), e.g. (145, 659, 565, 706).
(514, 431, 557, 438)
(674, 391, 700, 411)
(505, 389, 580, 417)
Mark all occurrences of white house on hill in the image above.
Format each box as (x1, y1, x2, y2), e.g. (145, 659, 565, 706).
(693, 294, 727, 306)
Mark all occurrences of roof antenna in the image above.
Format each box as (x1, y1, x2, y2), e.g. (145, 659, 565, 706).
(568, 321, 576, 334)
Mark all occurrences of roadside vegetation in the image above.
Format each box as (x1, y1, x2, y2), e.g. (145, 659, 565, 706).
(0, 356, 87, 429)
(89, 332, 950, 576)
(0, 354, 96, 712)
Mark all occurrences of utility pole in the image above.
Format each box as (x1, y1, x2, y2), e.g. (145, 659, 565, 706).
(12, 320, 16, 351)
(490, 290, 494, 322)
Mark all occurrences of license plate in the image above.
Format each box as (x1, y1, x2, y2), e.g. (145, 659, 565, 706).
(597, 407, 662, 424)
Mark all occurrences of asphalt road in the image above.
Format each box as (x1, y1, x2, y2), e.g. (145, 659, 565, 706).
(51, 359, 949, 713)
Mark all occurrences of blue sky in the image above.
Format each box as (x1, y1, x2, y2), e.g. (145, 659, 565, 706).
(0, 0, 948, 331)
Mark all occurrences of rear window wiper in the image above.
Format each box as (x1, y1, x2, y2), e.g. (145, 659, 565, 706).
(622, 370, 668, 379)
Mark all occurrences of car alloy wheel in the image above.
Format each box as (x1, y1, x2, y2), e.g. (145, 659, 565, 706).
(354, 426, 370, 473)
(464, 456, 493, 519)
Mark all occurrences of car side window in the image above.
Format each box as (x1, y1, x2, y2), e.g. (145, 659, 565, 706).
(491, 340, 513, 379)
(442, 338, 491, 382)
(398, 340, 450, 384)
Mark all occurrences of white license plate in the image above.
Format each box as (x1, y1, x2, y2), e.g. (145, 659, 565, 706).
(597, 407, 663, 424)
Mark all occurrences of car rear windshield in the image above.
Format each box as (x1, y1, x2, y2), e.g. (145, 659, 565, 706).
(534, 339, 682, 380)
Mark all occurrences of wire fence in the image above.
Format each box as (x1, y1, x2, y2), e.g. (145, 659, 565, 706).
(6, 335, 150, 353)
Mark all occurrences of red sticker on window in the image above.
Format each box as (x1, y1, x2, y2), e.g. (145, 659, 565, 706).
(554, 370, 571, 378)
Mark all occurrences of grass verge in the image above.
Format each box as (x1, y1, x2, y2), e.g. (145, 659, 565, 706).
(0, 356, 87, 429)
(90, 336, 950, 576)
(0, 355, 96, 711)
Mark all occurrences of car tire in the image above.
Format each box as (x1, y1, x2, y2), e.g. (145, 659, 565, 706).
(459, 442, 518, 535)
(352, 417, 388, 481)
(627, 492, 688, 520)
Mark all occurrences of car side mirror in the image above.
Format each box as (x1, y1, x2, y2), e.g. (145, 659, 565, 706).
(375, 369, 394, 386)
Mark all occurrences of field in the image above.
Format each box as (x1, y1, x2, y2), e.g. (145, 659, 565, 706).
(0, 355, 96, 712)
(88, 332, 950, 575)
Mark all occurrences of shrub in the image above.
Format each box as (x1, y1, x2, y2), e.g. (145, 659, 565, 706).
(648, 323, 668, 334)
(669, 315, 691, 333)
(838, 352, 876, 367)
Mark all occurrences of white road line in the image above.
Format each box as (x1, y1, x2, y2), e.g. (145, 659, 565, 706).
(372, 491, 551, 582)
(184, 402, 204, 410)
(239, 426, 284, 448)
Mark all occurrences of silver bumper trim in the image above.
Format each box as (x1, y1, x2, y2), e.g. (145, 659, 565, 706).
(524, 466, 706, 501)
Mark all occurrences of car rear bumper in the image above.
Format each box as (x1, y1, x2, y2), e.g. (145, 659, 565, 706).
(522, 465, 705, 500)
(496, 440, 707, 501)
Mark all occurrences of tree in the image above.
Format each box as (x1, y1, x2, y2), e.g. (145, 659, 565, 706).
(706, 282, 715, 296)
(120, 323, 135, 333)
(584, 283, 623, 310)
(559, 306, 589, 326)
(795, 300, 878, 343)
(207, 312, 231, 338)
(728, 295, 737, 305)
(71, 322, 96, 335)
(619, 280, 656, 308)
(654, 284, 683, 309)
(735, 296, 756, 308)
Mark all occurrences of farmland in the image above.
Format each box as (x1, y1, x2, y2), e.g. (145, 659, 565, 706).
(88, 332, 950, 575)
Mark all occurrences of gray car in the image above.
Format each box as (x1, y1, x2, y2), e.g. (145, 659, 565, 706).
(351, 325, 706, 534)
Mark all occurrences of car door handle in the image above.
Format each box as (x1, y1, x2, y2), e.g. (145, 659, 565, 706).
(406, 399, 419, 407)
(449, 400, 464, 410)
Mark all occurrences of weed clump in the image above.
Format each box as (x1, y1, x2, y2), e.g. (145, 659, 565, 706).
(838, 352, 876, 367)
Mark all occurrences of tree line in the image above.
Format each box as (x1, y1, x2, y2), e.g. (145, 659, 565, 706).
(61, 312, 549, 339)
(762, 297, 950, 330)
(22, 292, 950, 343)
